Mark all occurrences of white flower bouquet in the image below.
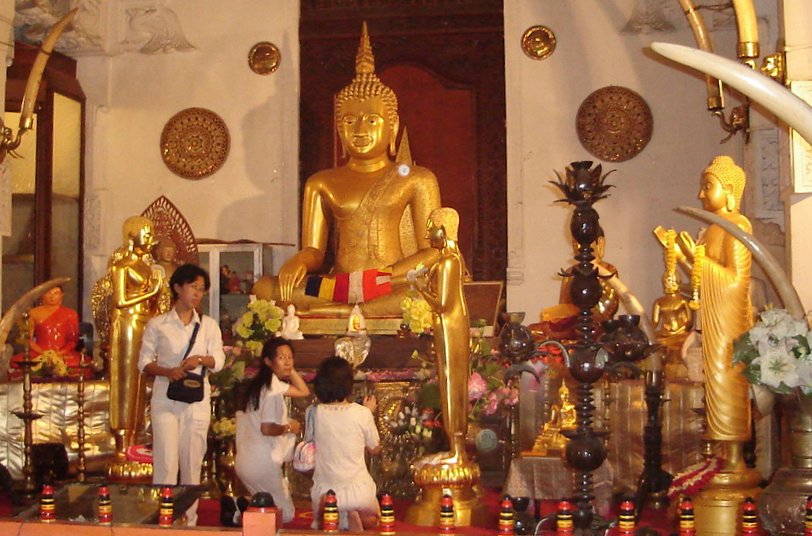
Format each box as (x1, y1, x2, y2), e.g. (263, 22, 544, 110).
(733, 309, 812, 396)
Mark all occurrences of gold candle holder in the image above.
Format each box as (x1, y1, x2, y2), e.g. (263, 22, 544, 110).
(12, 313, 44, 499)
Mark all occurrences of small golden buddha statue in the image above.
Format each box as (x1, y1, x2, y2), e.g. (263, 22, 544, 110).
(559, 227, 619, 323)
(531, 383, 576, 456)
(651, 228, 693, 377)
(252, 22, 442, 317)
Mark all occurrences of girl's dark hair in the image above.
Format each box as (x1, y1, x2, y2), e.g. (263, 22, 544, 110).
(242, 337, 294, 412)
(169, 263, 210, 301)
(314, 356, 353, 404)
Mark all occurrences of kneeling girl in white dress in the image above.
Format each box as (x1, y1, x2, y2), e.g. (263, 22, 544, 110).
(235, 337, 309, 523)
(310, 356, 380, 531)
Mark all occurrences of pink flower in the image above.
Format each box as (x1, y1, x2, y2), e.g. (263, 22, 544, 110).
(483, 392, 501, 415)
(506, 387, 519, 407)
(468, 372, 488, 401)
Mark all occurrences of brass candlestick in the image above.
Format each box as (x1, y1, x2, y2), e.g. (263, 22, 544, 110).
(12, 313, 44, 499)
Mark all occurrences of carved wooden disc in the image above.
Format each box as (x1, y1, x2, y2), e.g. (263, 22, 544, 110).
(576, 86, 653, 162)
(160, 107, 230, 179)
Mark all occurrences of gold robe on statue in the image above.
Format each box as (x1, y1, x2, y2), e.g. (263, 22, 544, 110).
(699, 217, 752, 442)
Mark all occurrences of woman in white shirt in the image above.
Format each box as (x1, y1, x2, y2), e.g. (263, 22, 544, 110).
(235, 337, 309, 523)
(138, 264, 225, 526)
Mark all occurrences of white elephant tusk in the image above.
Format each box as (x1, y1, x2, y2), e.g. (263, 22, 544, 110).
(650, 42, 812, 146)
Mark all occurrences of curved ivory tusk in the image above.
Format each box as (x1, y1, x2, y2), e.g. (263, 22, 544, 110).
(597, 266, 656, 341)
(18, 9, 78, 131)
(675, 0, 724, 110)
(650, 42, 812, 145)
(675, 206, 806, 319)
(731, 0, 759, 59)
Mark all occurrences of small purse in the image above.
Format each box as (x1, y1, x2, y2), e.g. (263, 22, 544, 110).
(293, 405, 316, 473)
(166, 321, 205, 403)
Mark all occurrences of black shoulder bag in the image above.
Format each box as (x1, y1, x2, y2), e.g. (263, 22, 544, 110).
(166, 320, 205, 403)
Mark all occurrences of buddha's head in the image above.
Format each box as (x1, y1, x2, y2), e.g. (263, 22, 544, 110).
(122, 216, 155, 252)
(335, 22, 399, 159)
(427, 208, 459, 248)
(699, 155, 745, 214)
(41, 286, 64, 307)
(154, 236, 178, 263)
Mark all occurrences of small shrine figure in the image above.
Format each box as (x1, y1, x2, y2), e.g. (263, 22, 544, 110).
(334, 304, 371, 368)
(153, 236, 180, 281)
(651, 228, 693, 378)
(277, 304, 304, 340)
(10, 285, 87, 380)
(531, 383, 576, 456)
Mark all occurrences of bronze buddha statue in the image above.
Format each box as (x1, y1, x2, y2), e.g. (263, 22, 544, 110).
(253, 23, 442, 317)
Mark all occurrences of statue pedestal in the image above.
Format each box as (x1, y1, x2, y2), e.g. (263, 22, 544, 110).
(694, 464, 761, 536)
(404, 457, 486, 527)
(290, 335, 430, 369)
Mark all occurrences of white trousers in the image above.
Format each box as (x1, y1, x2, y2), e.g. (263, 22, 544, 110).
(151, 396, 210, 525)
(235, 456, 295, 523)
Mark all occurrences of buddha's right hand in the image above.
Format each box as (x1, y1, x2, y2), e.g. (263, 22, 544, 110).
(278, 261, 307, 302)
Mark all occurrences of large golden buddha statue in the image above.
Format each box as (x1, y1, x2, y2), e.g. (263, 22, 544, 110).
(93, 216, 165, 478)
(655, 155, 759, 531)
(253, 23, 441, 316)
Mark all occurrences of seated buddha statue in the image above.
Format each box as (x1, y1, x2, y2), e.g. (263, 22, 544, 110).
(252, 22, 441, 317)
(152, 236, 180, 281)
(651, 228, 693, 378)
(531, 383, 576, 456)
(558, 227, 619, 324)
(9, 285, 87, 379)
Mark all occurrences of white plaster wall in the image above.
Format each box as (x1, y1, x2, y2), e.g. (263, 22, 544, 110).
(503, 0, 778, 323)
(77, 0, 300, 319)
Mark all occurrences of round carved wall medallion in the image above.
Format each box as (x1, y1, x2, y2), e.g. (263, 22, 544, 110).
(521, 25, 556, 60)
(575, 86, 653, 162)
(160, 108, 230, 179)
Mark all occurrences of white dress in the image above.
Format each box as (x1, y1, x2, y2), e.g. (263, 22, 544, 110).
(235, 375, 295, 523)
(309, 402, 380, 529)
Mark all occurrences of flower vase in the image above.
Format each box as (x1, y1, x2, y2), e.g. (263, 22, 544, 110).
(216, 438, 237, 497)
(758, 394, 812, 535)
(499, 312, 534, 363)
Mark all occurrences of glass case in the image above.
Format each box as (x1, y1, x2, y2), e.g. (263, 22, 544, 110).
(197, 242, 281, 342)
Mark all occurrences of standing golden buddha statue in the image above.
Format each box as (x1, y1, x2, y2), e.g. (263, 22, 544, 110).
(252, 22, 442, 317)
(93, 216, 165, 481)
(406, 208, 483, 526)
(655, 155, 759, 534)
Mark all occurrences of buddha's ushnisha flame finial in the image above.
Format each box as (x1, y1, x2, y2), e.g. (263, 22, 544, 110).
(356, 21, 375, 76)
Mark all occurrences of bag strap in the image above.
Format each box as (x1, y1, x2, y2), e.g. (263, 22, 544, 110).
(181, 318, 203, 375)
